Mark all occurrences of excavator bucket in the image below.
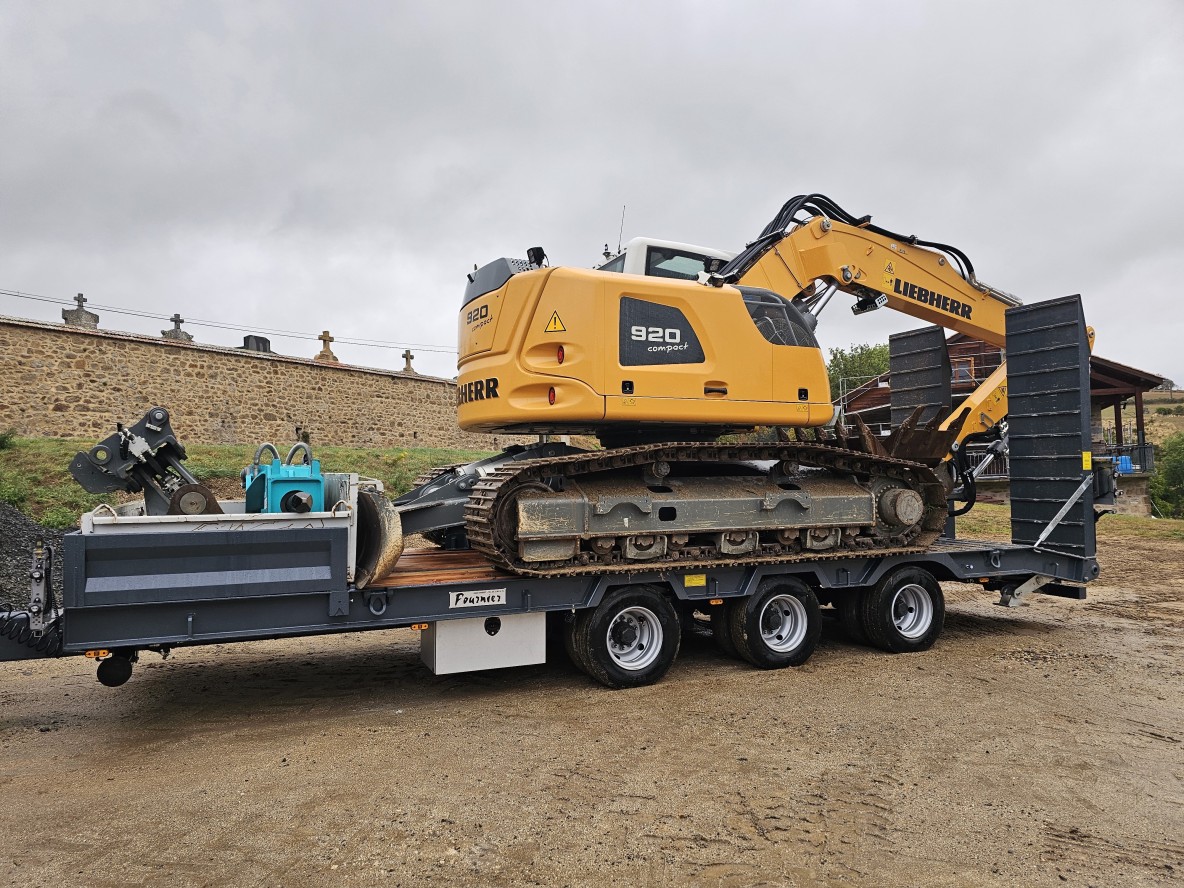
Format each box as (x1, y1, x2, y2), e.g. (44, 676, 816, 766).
(883, 405, 969, 466)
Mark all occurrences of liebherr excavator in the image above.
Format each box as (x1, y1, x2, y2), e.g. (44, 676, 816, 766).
(403, 194, 1029, 578)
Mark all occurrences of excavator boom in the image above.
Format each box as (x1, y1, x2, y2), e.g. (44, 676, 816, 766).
(724, 198, 1026, 450)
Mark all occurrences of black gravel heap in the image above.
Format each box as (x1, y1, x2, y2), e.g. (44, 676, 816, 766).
(0, 502, 67, 612)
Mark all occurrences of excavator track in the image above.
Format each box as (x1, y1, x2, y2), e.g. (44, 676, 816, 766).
(464, 442, 949, 578)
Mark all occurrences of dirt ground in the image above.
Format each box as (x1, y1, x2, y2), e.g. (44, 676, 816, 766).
(2, 539, 1182, 888)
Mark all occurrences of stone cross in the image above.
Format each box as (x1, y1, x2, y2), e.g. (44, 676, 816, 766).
(315, 329, 339, 363)
(402, 348, 416, 373)
(62, 292, 100, 329)
(162, 312, 193, 342)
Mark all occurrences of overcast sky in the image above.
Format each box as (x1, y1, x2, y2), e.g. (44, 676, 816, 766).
(3, 1, 1182, 385)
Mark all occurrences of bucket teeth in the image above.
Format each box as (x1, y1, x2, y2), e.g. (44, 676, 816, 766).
(880, 405, 969, 466)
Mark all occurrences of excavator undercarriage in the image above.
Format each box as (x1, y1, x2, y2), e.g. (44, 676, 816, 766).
(464, 441, 950, 577)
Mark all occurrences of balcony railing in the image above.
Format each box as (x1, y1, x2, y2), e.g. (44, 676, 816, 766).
(1101, 443, 1155, 474)
(963, 448, 1010, 479)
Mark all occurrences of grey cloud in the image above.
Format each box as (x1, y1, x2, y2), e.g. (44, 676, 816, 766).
(2, 0, 1182, 382)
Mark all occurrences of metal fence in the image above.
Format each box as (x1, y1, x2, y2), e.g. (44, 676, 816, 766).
(963, 443, 1154, 478)
(964, 448, 1010, 479)
(1101, 443, 1155, 474)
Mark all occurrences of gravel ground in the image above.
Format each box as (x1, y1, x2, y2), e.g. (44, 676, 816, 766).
(0, 502, 65, 612)
(0, 533, 1181, 886)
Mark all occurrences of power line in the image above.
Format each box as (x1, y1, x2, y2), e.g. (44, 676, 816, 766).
(0, 287, 458, 354)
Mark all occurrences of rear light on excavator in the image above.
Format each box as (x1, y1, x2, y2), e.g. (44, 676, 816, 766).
(557, 345, 565, 364)
(548, 387, 557, 405)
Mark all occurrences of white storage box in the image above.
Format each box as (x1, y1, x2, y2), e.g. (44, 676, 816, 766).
(420, 612, 546, 675)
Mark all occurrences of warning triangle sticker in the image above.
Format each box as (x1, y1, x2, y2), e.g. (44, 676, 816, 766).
(544, 311, 566, 333)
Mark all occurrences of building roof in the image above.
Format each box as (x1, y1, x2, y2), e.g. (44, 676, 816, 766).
(841, 334, 1164, 416)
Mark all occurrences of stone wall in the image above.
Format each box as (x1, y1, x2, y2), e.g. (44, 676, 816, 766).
(0, 316, 513, 450)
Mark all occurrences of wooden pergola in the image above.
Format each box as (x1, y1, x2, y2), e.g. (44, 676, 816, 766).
(1090, 355, 1164, 448)
(841, 344, 1164, 450)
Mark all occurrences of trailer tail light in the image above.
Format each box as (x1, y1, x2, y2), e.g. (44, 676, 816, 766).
(548, 386, 556, 405)
(557, 345, 565, 364)
(85, 649, 110, 659)
(709, 599, 724, 606)
(410, 623, 429, 631)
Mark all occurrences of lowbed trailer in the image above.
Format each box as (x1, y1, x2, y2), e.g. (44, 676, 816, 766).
(1, 297, 1110, 689)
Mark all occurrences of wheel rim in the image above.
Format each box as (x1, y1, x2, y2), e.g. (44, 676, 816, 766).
(758, 593, 808, 653)
(606, 606, 663, 671)
(891, 583, 934, 639)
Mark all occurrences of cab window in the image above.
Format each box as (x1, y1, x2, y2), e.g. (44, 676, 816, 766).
(598, 253, 626, 273)
(645, 247, 718, 280)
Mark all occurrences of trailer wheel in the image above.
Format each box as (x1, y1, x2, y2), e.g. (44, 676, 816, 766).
(710, 605, 739, 658)
(569, 586, 680, 689)
(837, 589, 870, 644)
(860, 568, 945, 653)
(727, 578, 821, 669)
(547, 610, 575, 666)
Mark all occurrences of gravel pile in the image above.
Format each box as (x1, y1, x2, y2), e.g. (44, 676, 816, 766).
(0, 502, 67, 611)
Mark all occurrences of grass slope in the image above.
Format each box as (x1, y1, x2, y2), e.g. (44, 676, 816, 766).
(957, 502, 1184, 544)
(0, 436, 492, 529)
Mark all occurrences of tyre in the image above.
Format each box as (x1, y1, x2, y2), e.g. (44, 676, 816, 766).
(860, 567, 945, 653)
(546, 610, 575, 667)
(710, 604, 739, 658)
(837, 589, 870, 645)
(727, 577, 821, 669)
(568, 585, 681, 689)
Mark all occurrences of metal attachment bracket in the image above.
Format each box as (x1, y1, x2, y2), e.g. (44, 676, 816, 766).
(997, 574, 1053, 608)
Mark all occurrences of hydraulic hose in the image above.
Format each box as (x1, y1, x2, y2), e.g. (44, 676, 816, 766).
(948, 426, 1005, 517)
(252, 442, 281, 467)
(715, 193, 977, 287)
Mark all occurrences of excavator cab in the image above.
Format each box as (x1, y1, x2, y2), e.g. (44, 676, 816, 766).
(596, 237, 734, 280)
(456, 247, 834, 443)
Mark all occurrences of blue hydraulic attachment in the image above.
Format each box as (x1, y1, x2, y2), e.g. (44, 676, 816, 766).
(243, 442, 325, 514)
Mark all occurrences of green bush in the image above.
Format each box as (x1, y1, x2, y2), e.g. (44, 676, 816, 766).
(0, 429, 16, 451)
(1156, 407, 1172, 416)
(0, 476, 30, 508)
(1150, 433, 1184, 519)
(39, 506, 82, 530)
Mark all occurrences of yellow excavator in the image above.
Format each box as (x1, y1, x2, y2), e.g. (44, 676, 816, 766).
(445, 195, 1030, 577)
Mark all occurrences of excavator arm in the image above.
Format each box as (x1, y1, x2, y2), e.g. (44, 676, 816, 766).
(714, 195, 1027, 453)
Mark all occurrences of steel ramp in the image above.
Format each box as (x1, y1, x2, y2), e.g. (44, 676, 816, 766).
(1005, 294, 1096, 561)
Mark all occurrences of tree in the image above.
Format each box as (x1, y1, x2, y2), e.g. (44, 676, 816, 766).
(827, 343, 890, 402)
(1150, 433, 1184, 519)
